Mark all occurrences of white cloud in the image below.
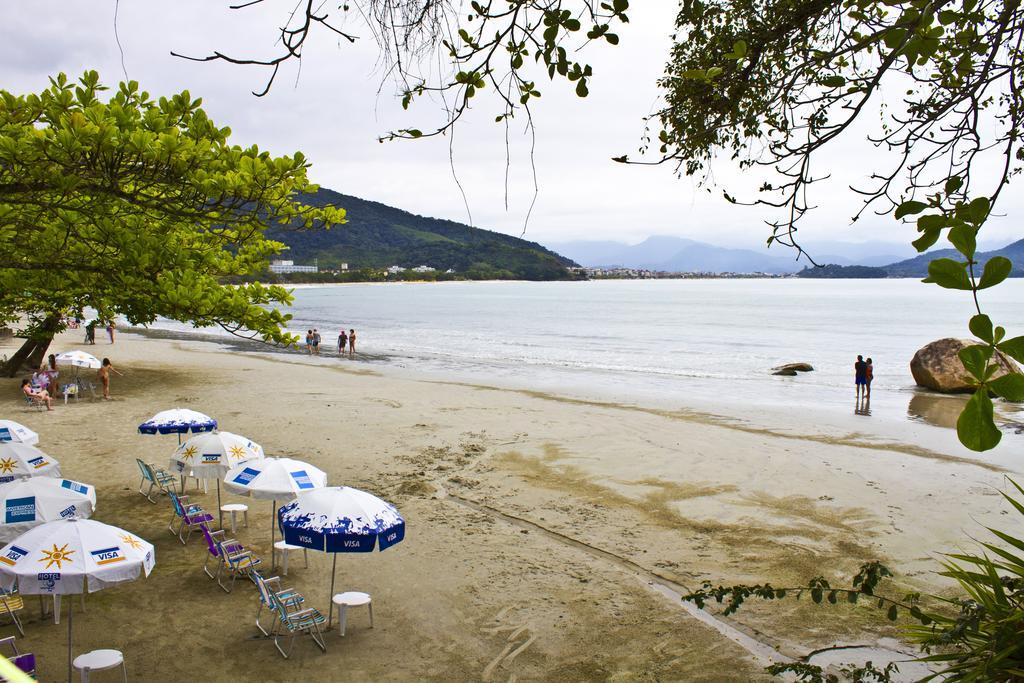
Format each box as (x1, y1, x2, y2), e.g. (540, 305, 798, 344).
(3, 1, 1021, 253)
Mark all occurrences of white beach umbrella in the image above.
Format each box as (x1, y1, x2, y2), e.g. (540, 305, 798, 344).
(0, 518, 155, 682)
(278, 487, 405, 629)
(53, 351, 101, 370)
(0, 420, 39, 445)
(137, 408, 217, 436)
(0, 478, 97, 543)
(223, 457, 327, 553)
(169, 432, 264, 528)
(0, 443, 61, 483)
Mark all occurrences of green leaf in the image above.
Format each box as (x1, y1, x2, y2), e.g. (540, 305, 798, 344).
(958, 344, 991, 380)
(957, 390, 1002, 451)
(605, 33, 619, 45)
(821, 76, 846, 87)
(706, 66, 723, 79)
(912, 228, 941, 252)
(977, 256, 1013, 289)
(997, 336, 1024, 364)
(947, 223, 977, 259)
(887, 605, 898, 621)
(924, 258, 972, 290)
(732, 40, 747, 58)
(895, 200, 928, 218)
(575, 80, 589, 97)
(407, 129, 423, 138)
(967, 196, 991, 224)
(945, 176, 964, 194)
(917, 213, 947, 231)
(989, 374, 1024, 402)
(969, 314, 993, 343)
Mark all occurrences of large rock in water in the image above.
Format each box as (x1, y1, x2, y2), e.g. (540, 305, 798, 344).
(772, 362, 814, 376)
(910, 338, 1022, 393)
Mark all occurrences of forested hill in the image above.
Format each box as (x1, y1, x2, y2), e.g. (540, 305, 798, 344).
(796, 238, 1024, 278)
(882, 238, 1024, 277)
(266, 188, 577, 280)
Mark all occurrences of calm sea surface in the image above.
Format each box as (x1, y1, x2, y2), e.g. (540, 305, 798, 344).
(157, 279, 1024, 458)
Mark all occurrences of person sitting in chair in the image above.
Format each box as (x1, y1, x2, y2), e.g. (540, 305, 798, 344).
(21, 379, 53, 411)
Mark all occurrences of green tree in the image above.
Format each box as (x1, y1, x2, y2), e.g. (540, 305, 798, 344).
(0, 71, 345, 375)
(191, 0, 1023, 450)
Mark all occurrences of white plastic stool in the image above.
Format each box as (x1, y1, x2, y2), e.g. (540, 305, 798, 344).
(273, 540, 308, 576)
(332, 592, 373, 637)
(73, 648, 127, 682)
(221, 503, 249, 534)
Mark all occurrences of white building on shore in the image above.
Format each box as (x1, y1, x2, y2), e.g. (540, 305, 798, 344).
(269, 259, 318, 274)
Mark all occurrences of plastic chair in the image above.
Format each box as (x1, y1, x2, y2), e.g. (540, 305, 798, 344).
(22, 395, 44, 412)
(136, 459, 176, 503)
(167, 491, 213, 545)
(0, 587, 25, 636)
(271, 589, 327, 659)
(0, 635, 35, 678)
(213, 534, 262, 594)
(253, 573, 304, 637)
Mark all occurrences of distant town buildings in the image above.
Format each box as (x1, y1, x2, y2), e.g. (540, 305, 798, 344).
(571, 266, 791, 279)
(269, 259, 318, 274)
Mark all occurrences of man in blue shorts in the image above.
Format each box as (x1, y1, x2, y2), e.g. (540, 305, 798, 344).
(854, 355, 867, 399)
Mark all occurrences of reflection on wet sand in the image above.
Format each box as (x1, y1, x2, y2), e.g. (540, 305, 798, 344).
(855, 395, 871, 416)
(908, 392, 967, 429)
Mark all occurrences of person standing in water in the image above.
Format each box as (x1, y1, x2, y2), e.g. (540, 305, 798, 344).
(98, 358, 123, 400)
(312, 329, 321, 355)
(348, 329, 356, 358)
(106, 320, 116, 343)
(865, 358, 874, 399)
(854, 354, 867, 399)
(338, 329, 347, 355)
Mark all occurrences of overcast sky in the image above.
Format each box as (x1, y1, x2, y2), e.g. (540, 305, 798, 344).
(3, 1, 1020, 252)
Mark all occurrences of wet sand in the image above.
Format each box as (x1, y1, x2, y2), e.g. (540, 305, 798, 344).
(0, 329, 1019, 681)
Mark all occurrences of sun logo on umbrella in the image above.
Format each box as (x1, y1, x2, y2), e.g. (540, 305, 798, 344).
(181, 445, 198, 461)
(0, 459, 15, 474)
(39, 544, 75, 569)
(229, 445, 246, 459)
(119, 534, 143, 551)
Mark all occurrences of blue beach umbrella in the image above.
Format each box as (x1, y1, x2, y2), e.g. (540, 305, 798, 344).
(278, 487, 404, 628)
(138, 409, 217, 437)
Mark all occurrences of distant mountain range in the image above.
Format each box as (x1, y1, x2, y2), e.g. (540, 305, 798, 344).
(544, 236, 920, 273)
(266, 189, 577, 280)
(798, 239, 1024, 278)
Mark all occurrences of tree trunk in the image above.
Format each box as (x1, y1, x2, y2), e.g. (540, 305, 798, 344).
(1, 314, 60, 377)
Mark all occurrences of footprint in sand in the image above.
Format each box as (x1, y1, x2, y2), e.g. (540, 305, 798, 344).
(480, 607, 536, 682)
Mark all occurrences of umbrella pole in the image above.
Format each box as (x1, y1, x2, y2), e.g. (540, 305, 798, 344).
(270, 499, 276, 568)
(217, 480, 223, 530)
(66, 596, 73, 683)
(328, 554, 338, 630)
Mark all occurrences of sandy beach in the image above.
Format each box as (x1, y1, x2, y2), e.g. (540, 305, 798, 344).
(1, 328, 1020, 681)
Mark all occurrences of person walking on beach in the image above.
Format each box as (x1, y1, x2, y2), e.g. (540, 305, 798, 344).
(85, 320, 96, 345)
(348, 328, 356, 358)
(46, 354, 59, 396)
(106, 320, 116, 344)
(865, 358, 874, 399)
(312, 329, 321, 355)
(854, 354, 867, 399)
(305, 330, 313, 355)
(98, 358, 122, 400)
(338, 329, 347, 355)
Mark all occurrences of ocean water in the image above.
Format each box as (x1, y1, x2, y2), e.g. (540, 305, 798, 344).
(157, 278, 1024, 458)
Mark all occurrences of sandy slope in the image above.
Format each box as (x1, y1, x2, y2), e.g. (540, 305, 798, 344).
(0, 329, 1019, 681)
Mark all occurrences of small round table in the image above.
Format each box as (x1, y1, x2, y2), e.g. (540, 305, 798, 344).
(220, 503, 249, 534)
(332, 592, 373, 637)
(73, 648, 126, 682)
(273, 540, 309, 576)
